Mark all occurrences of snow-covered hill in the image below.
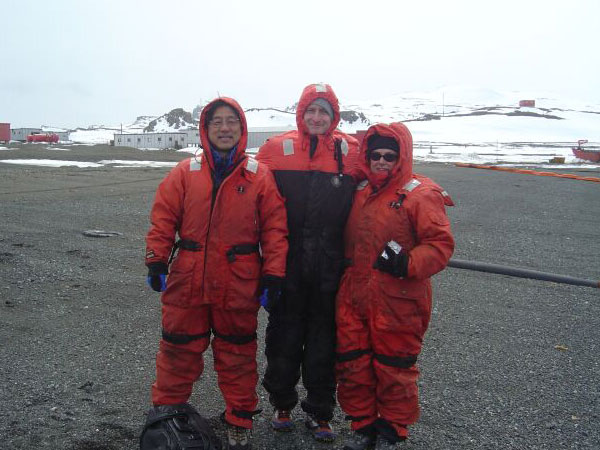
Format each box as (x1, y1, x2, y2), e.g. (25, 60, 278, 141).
(144, 108, 196, 133)
(53, 86, 600, 166)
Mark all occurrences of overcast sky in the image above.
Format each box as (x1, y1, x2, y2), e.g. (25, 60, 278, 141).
(2, 0, 599, 128)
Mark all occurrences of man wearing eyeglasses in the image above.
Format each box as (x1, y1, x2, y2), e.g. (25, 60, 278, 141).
(142, 98, 288, 450)
(256, 83, 360, 442)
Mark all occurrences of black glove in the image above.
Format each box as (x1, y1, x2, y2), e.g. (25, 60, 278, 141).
(373, 241, 409, 278)
(147, 262, 168, 292)
(259, 275, 284, 313)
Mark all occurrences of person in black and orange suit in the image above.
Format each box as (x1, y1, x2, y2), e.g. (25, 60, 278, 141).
(256, 83, 359, 442)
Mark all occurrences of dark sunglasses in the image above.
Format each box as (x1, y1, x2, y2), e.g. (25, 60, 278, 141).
(369, 152, 398, 162)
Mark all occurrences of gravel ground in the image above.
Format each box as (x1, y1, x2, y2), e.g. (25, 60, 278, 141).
(0, 143, 599, 450)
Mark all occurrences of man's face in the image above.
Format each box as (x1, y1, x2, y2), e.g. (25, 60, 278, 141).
(303, 104, 332, 135)
(207, 105, 242, 152)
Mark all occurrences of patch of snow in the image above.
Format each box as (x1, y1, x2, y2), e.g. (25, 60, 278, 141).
(0, 159, 103, 168)
(98, 160, 177, 168)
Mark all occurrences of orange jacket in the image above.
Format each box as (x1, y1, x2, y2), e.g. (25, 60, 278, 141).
(257, 83, 359, 176)
(256, 84, 359, 292)
(340, 122, 454, 310)
(145, 98, 288, 309)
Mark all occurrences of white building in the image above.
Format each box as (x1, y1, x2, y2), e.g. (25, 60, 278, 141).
(247, 127, 295, 149)
(114, 132, 188, 149)
(11, 128, 42, 142)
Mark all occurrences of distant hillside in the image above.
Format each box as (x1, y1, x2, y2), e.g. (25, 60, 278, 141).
(144, 108, 197, 132)
(66, 87, 600, 147)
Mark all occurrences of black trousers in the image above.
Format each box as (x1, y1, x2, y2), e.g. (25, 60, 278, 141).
(262, 283, 337, 421)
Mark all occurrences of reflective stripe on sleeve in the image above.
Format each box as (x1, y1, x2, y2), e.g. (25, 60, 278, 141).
(283, 139, 294, 156)
(246, 157, 258, 173)
(341, 138, 349, 156)
(356, 180, 369, 191)
(190, 158, 202, 171)
(403, 179, 421, 191)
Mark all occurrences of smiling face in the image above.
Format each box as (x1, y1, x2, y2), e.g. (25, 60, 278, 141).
(206, 105, 242, 152)
(369, 148, 399, 174)
(303, 103, 332, 135)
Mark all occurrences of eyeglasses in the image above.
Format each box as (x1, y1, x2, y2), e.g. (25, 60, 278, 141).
(208, 118, 240, 128)
(369, 152, 398, 162)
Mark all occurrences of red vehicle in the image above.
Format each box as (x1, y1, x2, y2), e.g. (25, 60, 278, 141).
(0, 123, 9, 144)
(27, 133, 59, 143)
(572, 139, 600, 163)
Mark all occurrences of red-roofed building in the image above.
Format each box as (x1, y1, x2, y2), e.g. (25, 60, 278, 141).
(519, 100, 535, 107)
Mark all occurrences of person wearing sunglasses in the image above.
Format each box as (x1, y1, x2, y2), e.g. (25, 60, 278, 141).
(336, 123, 455, 449)
(142, 97, 288, 450)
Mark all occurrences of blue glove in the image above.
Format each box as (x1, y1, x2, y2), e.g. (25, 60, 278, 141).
(147, 262, 168, 292)
(259, 275, 284, 313)
(147, 274, 167, 292)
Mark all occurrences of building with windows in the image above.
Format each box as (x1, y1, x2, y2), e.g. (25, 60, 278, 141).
(114, 127, 295, 151)
(113, 132, 188, 149)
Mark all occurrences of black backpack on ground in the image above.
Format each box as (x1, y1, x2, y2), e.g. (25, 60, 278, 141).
(140, 403, 222, 450)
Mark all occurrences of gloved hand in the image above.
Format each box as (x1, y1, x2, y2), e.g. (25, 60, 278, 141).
(373, 241, 409, 278)
(147, 262, 168, 292)
(258, 275, 284, 313)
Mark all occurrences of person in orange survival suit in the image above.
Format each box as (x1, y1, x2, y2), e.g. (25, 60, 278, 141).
(256, 83, 359, 442)
(336, 123, 454, 450)
(143, 97, 288, 450)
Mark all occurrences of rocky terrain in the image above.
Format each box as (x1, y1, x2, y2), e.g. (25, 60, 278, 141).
(1, 144, 599, 449)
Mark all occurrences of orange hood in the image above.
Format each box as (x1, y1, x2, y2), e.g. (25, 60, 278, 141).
(295, 83, 341, 136)
(199, 97, 248, 168)
(357, 122, 414, 188)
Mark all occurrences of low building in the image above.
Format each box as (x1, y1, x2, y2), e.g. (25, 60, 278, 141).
(519, 100, 535, 108)
(11, 128, 42, 142)
(247, 127, 295, 149)
(114, 132, 188, 149)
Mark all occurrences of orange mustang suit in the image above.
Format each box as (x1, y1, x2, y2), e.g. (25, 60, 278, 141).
(335, 122, 454, 438)
(145, 98, 288, 429)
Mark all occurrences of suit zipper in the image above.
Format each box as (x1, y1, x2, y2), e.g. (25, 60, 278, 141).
(202, 157, 247, 281)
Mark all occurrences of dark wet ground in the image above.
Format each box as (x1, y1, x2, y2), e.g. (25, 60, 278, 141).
(1, 144, 599, 449)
